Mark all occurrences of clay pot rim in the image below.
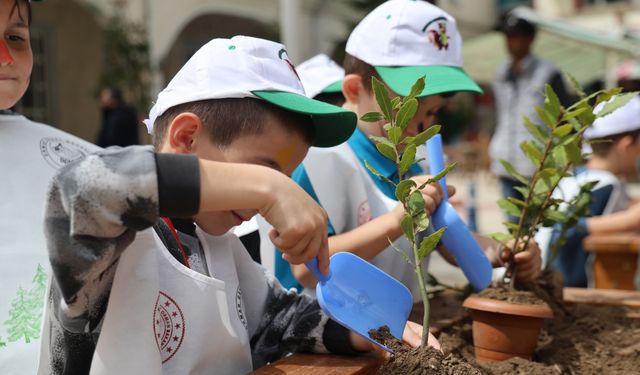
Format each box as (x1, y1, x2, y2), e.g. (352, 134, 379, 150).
(463, 295, 554, 319)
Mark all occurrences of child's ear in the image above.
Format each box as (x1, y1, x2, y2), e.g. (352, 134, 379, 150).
(166, 113, 203, 154)
(342, 74, 364, 105)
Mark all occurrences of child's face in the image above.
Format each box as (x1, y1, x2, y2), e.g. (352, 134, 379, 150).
(192, 117, 310, 235)
(0, 0, 31, 110)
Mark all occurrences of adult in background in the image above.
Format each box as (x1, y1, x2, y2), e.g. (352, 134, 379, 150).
(489, 13, 571, 221)
(97, 86, 139, 147)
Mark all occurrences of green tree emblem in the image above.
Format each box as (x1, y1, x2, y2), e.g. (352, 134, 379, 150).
(2, 264, 48, 345)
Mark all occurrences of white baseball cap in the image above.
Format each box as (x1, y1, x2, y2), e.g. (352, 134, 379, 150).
(144, 36, 356, 147)
(297, 54, 345, 99)
(346, 0, 482, 97)
(585, 95, 640, 140)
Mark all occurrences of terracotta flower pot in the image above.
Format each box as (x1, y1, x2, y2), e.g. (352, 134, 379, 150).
(462, 295, 553, 362)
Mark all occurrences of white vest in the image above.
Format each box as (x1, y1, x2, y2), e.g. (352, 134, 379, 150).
(87, 228, 253, 375)
(0, 114, 96, 375)
(260, 143, 428, 301)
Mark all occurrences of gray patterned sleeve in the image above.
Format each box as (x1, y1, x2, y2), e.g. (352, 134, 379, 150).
(45, 146, 199, 329)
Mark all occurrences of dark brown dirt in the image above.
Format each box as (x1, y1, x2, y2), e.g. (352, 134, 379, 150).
(434, 273, 640, 375)
(477, 283, 548, 306)
(369, 326, 484, 375)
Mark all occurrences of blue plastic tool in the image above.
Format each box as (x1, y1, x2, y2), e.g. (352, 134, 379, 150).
(426, 134, 492, 291)
(306, 253, 413, 352)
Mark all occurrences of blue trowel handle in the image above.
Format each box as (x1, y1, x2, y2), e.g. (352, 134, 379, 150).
(305, 258, 331, 284)
(426, 134, 448, 200)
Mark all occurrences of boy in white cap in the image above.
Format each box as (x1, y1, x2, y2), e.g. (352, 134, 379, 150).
(287, 0, 542, 296)
(38, 36, 433, 375)
(544, 95, 640, 287)
(0, 1, 98, 374)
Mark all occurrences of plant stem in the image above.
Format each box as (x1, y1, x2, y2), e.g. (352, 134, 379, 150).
(412, 225, 430, 347)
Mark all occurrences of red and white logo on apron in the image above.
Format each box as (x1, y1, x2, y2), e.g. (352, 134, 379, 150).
(153, 291, 185, 363)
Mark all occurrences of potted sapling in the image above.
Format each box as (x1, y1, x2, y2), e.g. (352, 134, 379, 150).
(363, 76, 482, 374)
(462, 76, 638, 362)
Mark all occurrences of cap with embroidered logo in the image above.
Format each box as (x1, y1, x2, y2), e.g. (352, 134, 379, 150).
(297, 54, 345, 99)
(346, 0, 482, 97)
(144, 36, 356, 147)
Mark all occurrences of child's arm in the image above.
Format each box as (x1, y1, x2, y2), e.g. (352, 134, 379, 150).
(586, 202, 640, 233)
(46, 146, 329, 330)
(292, 176, 450, 288)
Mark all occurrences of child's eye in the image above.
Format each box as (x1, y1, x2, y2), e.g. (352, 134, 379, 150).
(7, 35, 25, 42)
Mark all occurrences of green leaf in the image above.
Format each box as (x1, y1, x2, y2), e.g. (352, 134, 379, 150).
(418, 227, 445, 259)
(417, 162, 457, 190)
(552, 123, 573, 138)
(413, 125, 441, 146)
(499, 160, 529, 185)
(565, 71, 585, 98)
(595, 87, 622, 105)
(562, 107, 588, 122)
(544, 84, 562, 118)
(361, 112, 384, 123)
(497, 198, 521, 217)
(371, 77, 393, 121)
(399, 144, 416, 176)
(523, 117, 547, 143)
(535, 107, 557, 128)
(596, 92, 638, 118)
(400, 214, 415, 242)
(388, 127, 402, 145)
(397, 98, 418, 130)
(369, 135, 394, 147)
(364, 160, 395, 186)
(489, 232, 514, 244)
(376, 142, 397, 162)
(407, 76, 426, 100)
(396, 179, 417, 202)
(564, 142, 582, 163)
(414, 212, 429, 232)
(521, 140, 543, 165)
(407, 190, 426, 217)
(544, 209, 568, 223)
(391, 96, 402, 110)
(507, 197, 527, 208)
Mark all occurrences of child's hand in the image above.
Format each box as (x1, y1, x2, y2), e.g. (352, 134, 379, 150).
(409, 175, 456, 215)
(348, 321, 441, 354)
(261, 175, 330, 274)
(501, 238, 542, 282)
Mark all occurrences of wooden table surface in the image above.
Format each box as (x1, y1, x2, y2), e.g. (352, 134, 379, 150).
(583, 233, 640, 253)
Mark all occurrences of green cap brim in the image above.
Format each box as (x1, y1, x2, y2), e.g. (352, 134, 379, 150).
(375, 66, 483, 97)
(321, 80, 343, 94)
(253, 90, 356, 148)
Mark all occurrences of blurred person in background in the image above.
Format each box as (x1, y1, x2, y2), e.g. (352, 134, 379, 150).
(97, 86, 139, 147)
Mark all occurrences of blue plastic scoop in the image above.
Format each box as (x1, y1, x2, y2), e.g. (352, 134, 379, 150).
(426, 134, 492, 291)
(306, 253, 412, 351)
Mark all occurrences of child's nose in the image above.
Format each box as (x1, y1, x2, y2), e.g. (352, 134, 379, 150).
(0, 40, 14, 66)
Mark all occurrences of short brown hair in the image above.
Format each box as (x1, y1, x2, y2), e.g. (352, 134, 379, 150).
(12, 0, 32, 25)
(589, 130, 640, 157)
(152, 98, 315, 149)
(343, 53, 380, 93)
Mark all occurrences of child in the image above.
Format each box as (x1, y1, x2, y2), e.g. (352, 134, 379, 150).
(544, 95, 640, 287)
(0, 1, 98, 374)
(286, 0, 542, 295)
(38, 36, 434, 375)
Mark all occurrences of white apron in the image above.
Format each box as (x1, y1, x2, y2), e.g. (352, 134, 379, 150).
(0, 114, 96, 375)
(89, 228, 252, 375)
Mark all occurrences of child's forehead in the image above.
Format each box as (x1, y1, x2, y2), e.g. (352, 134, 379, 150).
(4, 0, 29, 26)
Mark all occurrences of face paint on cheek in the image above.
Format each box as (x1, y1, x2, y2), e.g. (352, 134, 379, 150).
(275, 142, 298, 171)
(0, 41, 13, 65)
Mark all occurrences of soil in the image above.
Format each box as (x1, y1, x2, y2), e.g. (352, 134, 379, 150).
(369, 326, 483, 375)
(433, 271, 640, 375)
(477, 284, 547, 306)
